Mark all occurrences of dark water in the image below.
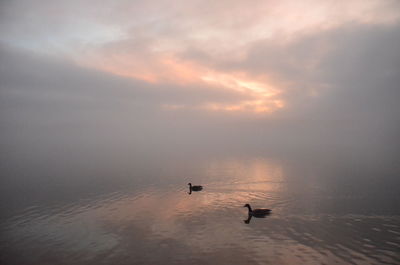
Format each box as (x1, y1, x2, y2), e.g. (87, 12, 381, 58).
(1, 152, 399, 265)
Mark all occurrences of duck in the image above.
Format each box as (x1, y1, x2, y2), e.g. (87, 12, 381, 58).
(188, 183, 203, 191)
(244, 204, 271, 217)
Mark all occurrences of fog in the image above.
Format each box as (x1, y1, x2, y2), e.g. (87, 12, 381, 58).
(1, 1, 400, 208)
(1, 3, 400, 264)
(1, 23, 399, 160)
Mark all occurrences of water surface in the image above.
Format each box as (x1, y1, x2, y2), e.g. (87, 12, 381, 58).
(1, 153, 399, 265)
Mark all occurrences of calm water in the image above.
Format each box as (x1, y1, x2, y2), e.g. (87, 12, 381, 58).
(1, 152, 399, 265)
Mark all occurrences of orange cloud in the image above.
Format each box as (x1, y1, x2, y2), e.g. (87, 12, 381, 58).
(77, 50, 286, 114)
(70, 0, 399, 115)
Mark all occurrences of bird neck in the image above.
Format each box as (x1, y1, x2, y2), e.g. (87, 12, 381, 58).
(246, 205, 252, 212)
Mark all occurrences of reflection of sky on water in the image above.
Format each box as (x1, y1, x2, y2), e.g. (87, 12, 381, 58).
(1, 156, 399, 264)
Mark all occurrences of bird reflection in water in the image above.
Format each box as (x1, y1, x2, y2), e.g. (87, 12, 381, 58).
(188, 183, 203, 194)
(243, 204, 271, 224)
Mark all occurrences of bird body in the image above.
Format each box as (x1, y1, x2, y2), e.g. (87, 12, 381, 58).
(244, 204, 271, 217)
(188, 183, 203, 193)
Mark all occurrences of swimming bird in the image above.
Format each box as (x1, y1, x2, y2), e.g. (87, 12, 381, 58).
(244, 204, 271, 217)
(188, 183, 203, 191)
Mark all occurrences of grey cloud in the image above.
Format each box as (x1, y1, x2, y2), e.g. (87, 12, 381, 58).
(1, 1, 399, 161)
(2, 19, 400, 159)
(174, 22, 400, 157)
(0, 44, 254, 158)
(294, 23, 400, 123)
(197, 22, 400, 123)
(0, 44, 249, 113)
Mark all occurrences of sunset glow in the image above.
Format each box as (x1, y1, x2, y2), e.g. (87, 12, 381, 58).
(2, 1, 400, 265)
(2, 0, 399, 115)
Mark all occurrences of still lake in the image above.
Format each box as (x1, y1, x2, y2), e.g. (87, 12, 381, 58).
(1, 150, 399, 265)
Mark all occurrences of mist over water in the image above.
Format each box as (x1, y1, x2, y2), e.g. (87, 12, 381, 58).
(1, 97, 400, 265)
(1, 147, 399, 265)
(1, 20, 400, 264)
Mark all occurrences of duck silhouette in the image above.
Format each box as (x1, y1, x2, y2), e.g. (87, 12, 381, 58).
(243, 204, 271, 223)
(188, 183, 203, 194)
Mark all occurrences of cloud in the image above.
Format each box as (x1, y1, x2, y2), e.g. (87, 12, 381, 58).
(2, 0, 398, 49)
(0, 44, 253, 114)
(1, 0, 399, 158)
(2, 0, 399, 113)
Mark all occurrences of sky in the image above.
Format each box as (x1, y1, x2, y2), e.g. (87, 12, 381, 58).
(1, 0, 400, 156)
